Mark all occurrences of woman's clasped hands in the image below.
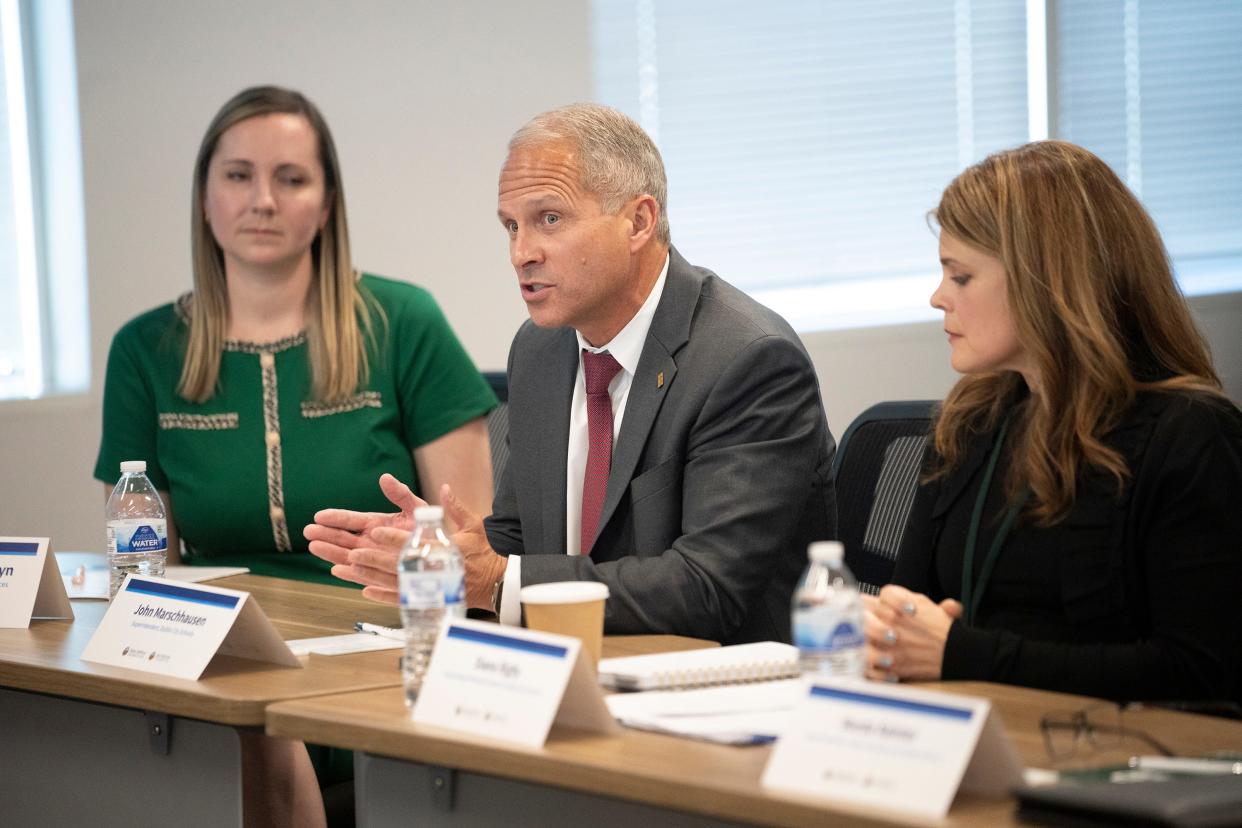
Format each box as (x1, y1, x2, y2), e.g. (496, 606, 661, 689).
(862, 585, 962, 683)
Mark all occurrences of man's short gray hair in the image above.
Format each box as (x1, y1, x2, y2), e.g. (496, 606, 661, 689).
(508, 103, 670, 244)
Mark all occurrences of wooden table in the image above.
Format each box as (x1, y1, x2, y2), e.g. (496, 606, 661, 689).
(267, 671, 1242, 827)
(0, 574, 404, 827)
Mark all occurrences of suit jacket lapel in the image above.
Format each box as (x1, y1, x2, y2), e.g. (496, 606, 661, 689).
(538, 329, 578, 556)
(594, 249, 700, 544)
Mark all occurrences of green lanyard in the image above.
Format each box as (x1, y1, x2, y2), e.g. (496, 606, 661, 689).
(960, 415, 1031, 626)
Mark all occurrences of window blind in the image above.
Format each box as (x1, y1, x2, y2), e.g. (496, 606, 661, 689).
(592, 0, 1029, 329)
(1057, 0, 1242, 296)
(0, 0, 87, 401)
(0, 0, 39, 397)
(594, 0, 1242, 330)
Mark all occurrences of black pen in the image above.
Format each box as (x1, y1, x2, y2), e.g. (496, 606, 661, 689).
(354, 621, 404, 641)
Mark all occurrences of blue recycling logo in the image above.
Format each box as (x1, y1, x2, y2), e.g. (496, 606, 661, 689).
(794, 615, 865, 651)
(828, 621, 864, 650)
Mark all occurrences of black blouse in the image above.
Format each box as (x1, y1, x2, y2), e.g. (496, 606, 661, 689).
(893, 391, 1242, 702)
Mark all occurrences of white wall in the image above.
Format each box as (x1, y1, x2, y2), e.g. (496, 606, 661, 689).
(0, 0, 587, 549)
(1, 0, 1240, 552)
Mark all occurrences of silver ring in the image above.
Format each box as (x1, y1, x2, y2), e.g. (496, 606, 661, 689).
(876, 654, 893, 669)
(883, 628, 898, 645)
(901, 601, 917, 617)
(884, 672, 899, 684)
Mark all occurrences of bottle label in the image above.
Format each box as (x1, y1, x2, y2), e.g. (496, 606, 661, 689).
(443, 568, 465, 617)
(107, 519, 167, 555)
(794, 610, 864, 653)
(400, 571, 446, 610)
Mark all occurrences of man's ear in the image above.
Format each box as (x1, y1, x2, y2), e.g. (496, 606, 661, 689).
(627, 194, 660, 252)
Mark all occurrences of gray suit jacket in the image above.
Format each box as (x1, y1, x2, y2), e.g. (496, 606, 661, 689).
(484, 248, 836, 644)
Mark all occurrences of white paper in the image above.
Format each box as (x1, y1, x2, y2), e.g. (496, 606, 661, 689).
(63, 566, 110, 599)
(0, 537, 73, 626)
(58, 551, 109, 599)
(81, 575, 298, 679)
(606, 679, 801, 745)
(286, 633, 404, 657)
(412, 617, 617, 747)
(57, 553, 249, 599)
(164, 566, 250, 583)
(762, 678, 1022, 819)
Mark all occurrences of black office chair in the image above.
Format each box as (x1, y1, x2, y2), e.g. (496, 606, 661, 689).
(482, 371, 510, 487)
(831, 401, 938, 594)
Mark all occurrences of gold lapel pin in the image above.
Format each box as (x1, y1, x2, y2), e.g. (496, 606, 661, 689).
(657, 371, 664, 388)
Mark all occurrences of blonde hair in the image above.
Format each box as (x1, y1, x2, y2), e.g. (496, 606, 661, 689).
(930, 140, 1221, 523)
(181, 85, 378, 402)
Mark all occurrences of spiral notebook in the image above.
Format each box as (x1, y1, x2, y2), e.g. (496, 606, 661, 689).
(598, 641, 799, 691)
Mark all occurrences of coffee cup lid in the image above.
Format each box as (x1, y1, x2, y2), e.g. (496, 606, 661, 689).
(519, 581, 610, 604)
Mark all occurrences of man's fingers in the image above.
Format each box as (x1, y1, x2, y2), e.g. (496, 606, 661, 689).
(344, 563, 399, 590)
(307, 540, 354, 566)
(349, 543, 402, 568)
(379, 473, 425, 516)
(330, 560, 398, 605)
(371, 526, 411, 550)
(361, 585, 401, 606)
(304, 524, 367, 550)
(313, 508, 376, 534)
(328, 563, 371, 589)
(440, 484, 480, 530)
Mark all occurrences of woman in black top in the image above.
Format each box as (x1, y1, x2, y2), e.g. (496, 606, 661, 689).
(864, 141, 1242, 702)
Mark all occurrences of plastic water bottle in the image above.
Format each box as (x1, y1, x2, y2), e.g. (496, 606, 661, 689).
(792, 541, 865, 679)
(105, 460, 168, 600)
(399, 505, 465, 706)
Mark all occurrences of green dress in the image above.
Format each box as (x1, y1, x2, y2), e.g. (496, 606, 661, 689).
(95, 274, 497, 585)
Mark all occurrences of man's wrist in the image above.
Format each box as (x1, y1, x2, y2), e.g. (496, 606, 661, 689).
(487, 554, 509, 614)
(490, 576, 504, 615)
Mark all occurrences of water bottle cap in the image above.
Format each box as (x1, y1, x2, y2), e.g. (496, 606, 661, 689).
(120, 460, 147, 474)
(414, 505, 444, 523)
(808, 541, 844, 563)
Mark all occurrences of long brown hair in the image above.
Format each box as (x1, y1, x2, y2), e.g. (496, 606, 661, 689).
(930, 140, 1221, 523)
(181, 85, 378, 402)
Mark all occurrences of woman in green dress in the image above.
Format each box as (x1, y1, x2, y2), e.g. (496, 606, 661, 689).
(95, 85, 496, 581)
(95, 86, 498, 827)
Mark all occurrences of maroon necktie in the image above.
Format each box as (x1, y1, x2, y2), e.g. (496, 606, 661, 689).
(580, 350, 622, 555)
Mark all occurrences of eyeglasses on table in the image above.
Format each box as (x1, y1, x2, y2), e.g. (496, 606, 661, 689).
(1039, 702, 1176, 760)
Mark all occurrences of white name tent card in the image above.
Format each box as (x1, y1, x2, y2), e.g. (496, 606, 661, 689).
(0, 537, 73, 627)
(81, 575, 300, 680)
(761, 678, 1022, 819)
(412, 617, 618, 748)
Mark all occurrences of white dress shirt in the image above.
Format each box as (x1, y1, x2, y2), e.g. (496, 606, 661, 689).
(499, 256, 670, 625)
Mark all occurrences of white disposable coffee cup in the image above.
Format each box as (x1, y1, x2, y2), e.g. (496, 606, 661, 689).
(519, 581, 610, 666)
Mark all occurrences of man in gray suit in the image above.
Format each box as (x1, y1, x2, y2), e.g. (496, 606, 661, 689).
(307, 104, 835, 644)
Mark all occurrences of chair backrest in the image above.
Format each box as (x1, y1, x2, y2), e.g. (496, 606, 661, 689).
(831, 400, 938, 594)
(482, 371, 510, 488)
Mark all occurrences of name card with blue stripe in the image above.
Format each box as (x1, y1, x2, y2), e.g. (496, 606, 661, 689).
(81, 575, 300, 680)
(412, 617, 618, 747)
(0, 536, 73, 627)
(761, 678, 1022, 819)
